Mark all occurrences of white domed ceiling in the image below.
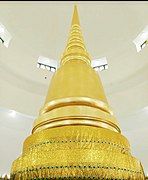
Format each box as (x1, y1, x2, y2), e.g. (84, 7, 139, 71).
(0, 1, 148, 176)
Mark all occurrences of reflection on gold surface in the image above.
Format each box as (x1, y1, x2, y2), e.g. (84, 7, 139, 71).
(10, 5, 145, 179)
(33, 117, 120, 133)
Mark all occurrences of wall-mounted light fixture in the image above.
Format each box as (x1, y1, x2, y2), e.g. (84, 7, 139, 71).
(133, 25, 148, 52)
(37, 56, 58, 73)
(91, 57, 108, 71)
(0, 23, 12, 48)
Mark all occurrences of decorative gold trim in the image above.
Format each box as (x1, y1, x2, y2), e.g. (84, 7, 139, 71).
(40, 97, 113, 115)
(23, 126, 130, 152)
(60, 8, 91, 65)
(32, 115, 120, 133)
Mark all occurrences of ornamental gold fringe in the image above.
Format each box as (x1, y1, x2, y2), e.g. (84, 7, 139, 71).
(11, 127, 145, 180)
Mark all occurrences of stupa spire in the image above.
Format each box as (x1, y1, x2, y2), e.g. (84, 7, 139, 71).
(10, 5, 145, 180)
(71, 5, 80, 25)
(36, 6, 117, 133)
(61, 5, 91, 65)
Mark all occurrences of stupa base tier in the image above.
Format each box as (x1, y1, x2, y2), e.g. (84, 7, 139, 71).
(11, 166, 144, 180)
(11, 126, 145, 179)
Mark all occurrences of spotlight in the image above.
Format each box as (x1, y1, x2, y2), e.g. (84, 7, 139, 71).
(50, 67, 56, 72)
(46, 66, 50, 71)
(40, 64, 45, 69)
(37, 63, 40, 68)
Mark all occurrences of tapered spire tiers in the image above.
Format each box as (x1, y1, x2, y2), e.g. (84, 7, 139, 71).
(61, 5, 91, 65)
(11, 5, 145, 179)
(34, 5, 118, 133)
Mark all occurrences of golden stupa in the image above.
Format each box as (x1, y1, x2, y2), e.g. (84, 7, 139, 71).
(11, 6, 145, 179)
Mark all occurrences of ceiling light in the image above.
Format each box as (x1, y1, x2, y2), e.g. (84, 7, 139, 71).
(94, 67, 99, 71)
(99, 66, 105, 71)
(40, 64, 45, 69)
(0, 22, 12, 48)
(50, 67, 56, 72)
(133, 25, 148, 52)
(37, 63, 40, 68)
(91, 57, 108, 71)
(37, 56, 108, 74)
(37, 56, 58, 72)
(46, 66, 50, 71)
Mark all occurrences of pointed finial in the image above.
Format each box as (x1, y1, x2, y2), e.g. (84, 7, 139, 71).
(71, 5, 80, 26)
(60, 5, 91, 65)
